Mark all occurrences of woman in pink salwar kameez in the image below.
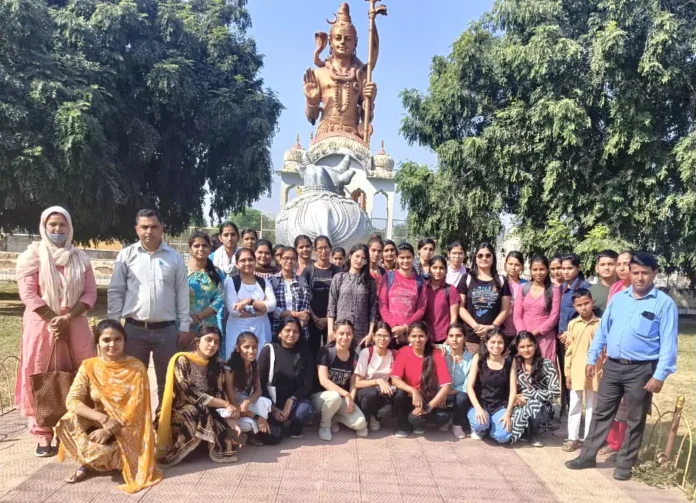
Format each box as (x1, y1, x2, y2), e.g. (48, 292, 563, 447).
(15, 206, 97, 457)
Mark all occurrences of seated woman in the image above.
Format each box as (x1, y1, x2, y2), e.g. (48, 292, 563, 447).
(224, 332, 272, 439)
(440, 322, 473, 439)
(311, 320, 368, 441)
(257, 317, 316, 443)
(510, 331, 560, 447)
(157, 324, 242, 466)
(391, 322, 452, 438)
(467, 330, 517, 444)
(56, 319, 162, 493)
(354, 322, 397, 432)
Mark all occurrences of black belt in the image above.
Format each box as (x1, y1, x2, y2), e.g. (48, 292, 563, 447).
(125, 318, 176, 330)
(608, 357, 655, 365)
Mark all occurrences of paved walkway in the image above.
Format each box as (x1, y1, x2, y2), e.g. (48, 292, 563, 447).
(0, 406, 688, 503)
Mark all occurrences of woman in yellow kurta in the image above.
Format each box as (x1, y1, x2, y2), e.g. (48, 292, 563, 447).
(56, 319, 162, 492)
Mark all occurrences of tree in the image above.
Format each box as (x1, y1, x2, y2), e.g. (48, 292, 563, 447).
(398, 0, 696, 282)
(0, 0, 281, 242)
(225, 208, 262, 232)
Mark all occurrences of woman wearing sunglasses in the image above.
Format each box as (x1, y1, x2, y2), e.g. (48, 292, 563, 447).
(458, 243, 511, 354)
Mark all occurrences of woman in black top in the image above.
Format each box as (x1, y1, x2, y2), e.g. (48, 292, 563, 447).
(304, 235, 342, 356)
(466, 330, 517, 444)
(458, 243, 512, 354)
(256, 317, 315, 443)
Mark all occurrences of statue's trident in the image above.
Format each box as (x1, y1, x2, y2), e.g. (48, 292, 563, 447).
(363, 0, 387, 148)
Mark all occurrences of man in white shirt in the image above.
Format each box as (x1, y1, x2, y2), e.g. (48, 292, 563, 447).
(107, 209, 191, 403)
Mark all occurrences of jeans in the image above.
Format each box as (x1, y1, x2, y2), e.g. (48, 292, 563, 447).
(124, 323, 178, 406)
(257, 399, 315, 444)
(467, 407, 512, 444)
(356, 387, 393, 420)
(447, 391, 471, 427)
(393, 389, 450, 432)
(311, 391, 367, 431)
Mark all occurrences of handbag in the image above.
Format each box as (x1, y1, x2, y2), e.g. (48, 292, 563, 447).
(29, 338, 76, 427)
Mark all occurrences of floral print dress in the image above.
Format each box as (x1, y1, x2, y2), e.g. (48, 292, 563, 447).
(188, 268, 224, 345)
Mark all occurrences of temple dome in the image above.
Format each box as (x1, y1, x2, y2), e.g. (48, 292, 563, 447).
(372, 141, 394, 172)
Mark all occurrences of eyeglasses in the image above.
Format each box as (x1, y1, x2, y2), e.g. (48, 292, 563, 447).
(316, 246, 331, 252)
(476, 253, 493, 259)
(280, 256, 296, 262)
(374, 333, 391, 339)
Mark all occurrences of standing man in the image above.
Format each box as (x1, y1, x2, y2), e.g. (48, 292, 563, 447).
(566, 252, 678, 480)
(108, 209, 191, 404)
(589, 249, 618, 316)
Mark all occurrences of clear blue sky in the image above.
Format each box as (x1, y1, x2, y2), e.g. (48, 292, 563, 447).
(246, 0, 494, 219)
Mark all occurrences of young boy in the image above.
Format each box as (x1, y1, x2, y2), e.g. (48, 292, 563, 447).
(562, 288, 601, 452)
(589, 250, 618, 316)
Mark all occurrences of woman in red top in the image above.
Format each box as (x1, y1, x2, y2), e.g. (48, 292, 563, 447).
(378, 243, 428, 346)
(424, 256, 460, 343)
(391, 322, 452, 437)
(607, 251, 633, 302)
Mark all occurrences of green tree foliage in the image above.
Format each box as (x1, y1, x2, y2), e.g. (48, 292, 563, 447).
(0, 0, 281, 241)
(398, 0, 696, 281)
(225, 208, 261, 232)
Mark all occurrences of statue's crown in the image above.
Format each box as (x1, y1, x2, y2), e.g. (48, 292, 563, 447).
(328, 3, 354, 30)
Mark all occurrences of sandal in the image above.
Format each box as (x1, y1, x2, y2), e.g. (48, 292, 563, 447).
(65, 466, 89, 484)
(562, 440, 581, 452)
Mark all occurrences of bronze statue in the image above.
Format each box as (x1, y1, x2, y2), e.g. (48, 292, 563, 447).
(304, 2, 386, 146)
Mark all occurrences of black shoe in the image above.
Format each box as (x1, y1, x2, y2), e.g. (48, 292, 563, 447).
(35, 444, 54, 457)
(613, 469, 632, 481)
(565, 457, 596, 470)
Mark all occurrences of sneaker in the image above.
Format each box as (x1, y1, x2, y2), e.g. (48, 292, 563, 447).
(452, 425, 466, 439)
(530, 438, 544, 448)
(439, 422, 451, 432)
(395, 430, 409, 438)
(369, 417, 381, 431)
(470, 431, 483, 440)
(318, 426, 333, 441)
(356, 427, 368, 438)
(330, 421, 340, 433)
(413, 427, 425, 435)
(35, 444, 54, 458)
(288, 433, 303, 439)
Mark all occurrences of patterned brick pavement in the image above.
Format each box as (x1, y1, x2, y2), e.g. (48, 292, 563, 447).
(0, 408, 689, 503)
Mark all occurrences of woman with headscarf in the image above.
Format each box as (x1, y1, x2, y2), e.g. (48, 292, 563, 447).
(15, 206, 96, 457)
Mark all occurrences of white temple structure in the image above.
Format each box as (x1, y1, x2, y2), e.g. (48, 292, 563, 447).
(277, 134, 396, 239)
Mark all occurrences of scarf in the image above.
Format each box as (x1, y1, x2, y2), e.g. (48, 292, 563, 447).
(156, 352, 209, 452)
(212, 246, 237, 275)
(15, 206, 91, 314)
(58, 357, 162, 493)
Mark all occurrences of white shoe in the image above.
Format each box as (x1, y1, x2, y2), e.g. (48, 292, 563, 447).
(439, 422, 451, 432)
(331, 421, 340, 433)
(395, 430, 409, 438)
(452, 425, 466, 439)
(369, 417, 381, 431)
(318, 426, 333, 441)
(413, 428, 425, 435)
(470, 431, 483, 440)
(356, 427, 368, 438)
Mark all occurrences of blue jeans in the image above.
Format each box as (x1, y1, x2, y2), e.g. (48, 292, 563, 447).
(467, 407, 512, 444)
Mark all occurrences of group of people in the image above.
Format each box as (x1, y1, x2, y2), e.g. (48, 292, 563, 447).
(14, 206, 679, 492)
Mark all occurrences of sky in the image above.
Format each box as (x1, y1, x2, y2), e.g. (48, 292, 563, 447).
(246, 0, 495, 220)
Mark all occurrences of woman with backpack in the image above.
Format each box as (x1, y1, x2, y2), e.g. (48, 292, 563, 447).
(377, 243, 428, 347)
(512, 254, 561, 362)
(270, 246, 311, 342)
(223, 248, 276, 360)
(354, 322, 397, 431)
(327, 244, 377, 347)
(458, 243, 512, 354)
(256, 317, 315, 443)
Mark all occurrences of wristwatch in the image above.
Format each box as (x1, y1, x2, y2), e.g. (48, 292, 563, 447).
(252, 414, 260, 421)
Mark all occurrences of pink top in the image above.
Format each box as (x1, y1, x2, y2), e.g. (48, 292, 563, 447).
(378, 271, 427, 329)
(503, 281, 524, 337)
(513, 285, 561, 338)
(424, 283, 460, 343)
(607, 280, 629, 302)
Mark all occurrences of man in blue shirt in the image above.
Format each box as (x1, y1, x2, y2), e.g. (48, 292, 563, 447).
(566, 253, 679, 480)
